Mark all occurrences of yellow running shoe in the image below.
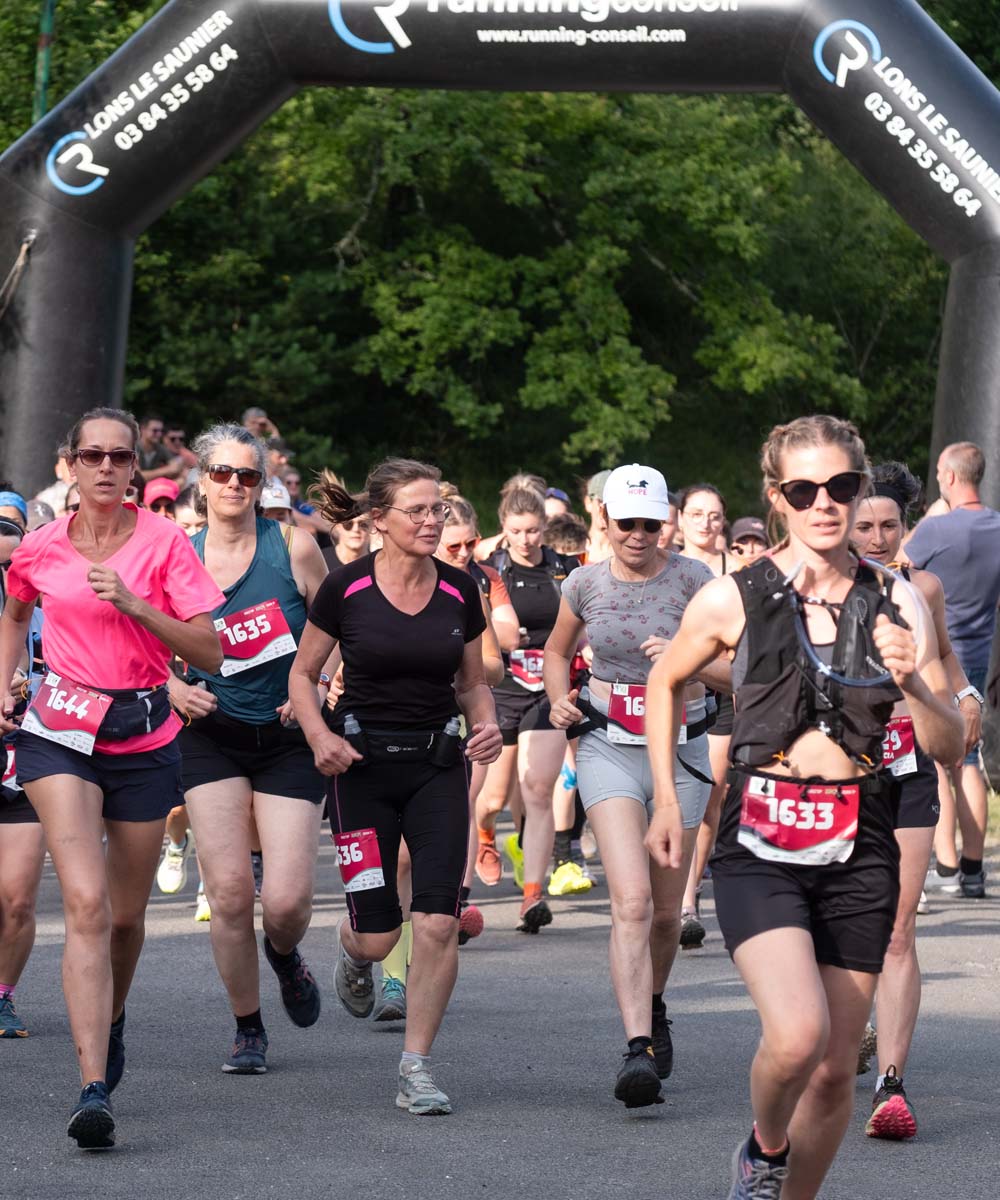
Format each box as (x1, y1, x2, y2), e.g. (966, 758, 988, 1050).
(503, 832, 525, 890)
(194, 890, 211, 922)
(547, 860, 593, 896)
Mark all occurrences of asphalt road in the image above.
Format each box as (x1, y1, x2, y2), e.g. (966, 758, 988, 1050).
(3, 830, 998, 1200)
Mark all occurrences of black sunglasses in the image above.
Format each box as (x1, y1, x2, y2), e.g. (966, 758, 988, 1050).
(778, 471, 864, 511)
(74, 448, 135, 469)
(615, 517, 662, 534)
(207, 464, 263, 488)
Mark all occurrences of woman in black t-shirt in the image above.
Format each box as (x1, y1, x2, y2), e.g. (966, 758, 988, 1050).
(478, 486, 579, 934)
(288, 458, 501, 1117)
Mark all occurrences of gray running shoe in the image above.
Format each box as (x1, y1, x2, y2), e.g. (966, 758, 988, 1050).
(372, 977, 407, 1023)
(335, 943, 375, 1018)
(727, 1137, 789, 1199)
(679, 908, 705, 949)
(396, 1059, 452, 1115)
(856, 1022, 877, 1075)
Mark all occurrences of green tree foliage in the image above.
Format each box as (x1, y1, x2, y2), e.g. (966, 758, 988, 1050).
(2, 1, 992, 517)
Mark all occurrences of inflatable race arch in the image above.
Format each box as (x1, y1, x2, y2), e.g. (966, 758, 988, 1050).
(3, 0, 1000, 498)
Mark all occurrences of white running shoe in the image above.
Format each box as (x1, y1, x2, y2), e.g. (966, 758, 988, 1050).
(916, 890, 929, 915)
(194, 890, 211, 922)
(396, 1059, 452, 1115)
(156, 837, 190, 894)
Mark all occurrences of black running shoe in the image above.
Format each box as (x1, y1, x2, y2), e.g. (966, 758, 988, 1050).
(106, 1008, 125, 1094)
(67, 1081, 115, 1150)
(263, 937, 321, 1027)
(614, 1045, 664, 1109)
(651, 1010, 673, 1080)
(679, 907, 705, 949)
(517, 896, 553, 934)
(222, 1029, 268, 1074)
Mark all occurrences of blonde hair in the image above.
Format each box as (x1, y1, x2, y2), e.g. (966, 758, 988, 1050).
(440, 482, 478, 532)
(761, 415, 870, 546)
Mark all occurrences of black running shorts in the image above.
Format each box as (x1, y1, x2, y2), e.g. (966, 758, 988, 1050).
(493, 687, 556, 746)
(710, 768, 900, 974)
(328, 758, 470, 933)
(894, 746, 940, 830)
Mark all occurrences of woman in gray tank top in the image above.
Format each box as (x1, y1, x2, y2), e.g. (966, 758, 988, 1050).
(543, 464, 729, 1111)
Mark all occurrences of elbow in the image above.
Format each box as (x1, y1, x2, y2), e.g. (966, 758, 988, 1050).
(190, 638, 223, 675)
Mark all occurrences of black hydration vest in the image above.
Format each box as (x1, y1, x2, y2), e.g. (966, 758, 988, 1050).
(730, 558, 903, 769)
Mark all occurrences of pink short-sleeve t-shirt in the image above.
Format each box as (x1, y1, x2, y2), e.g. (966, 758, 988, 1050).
(6, 506, 225, 754)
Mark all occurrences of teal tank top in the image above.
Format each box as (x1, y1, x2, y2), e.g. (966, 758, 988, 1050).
(188, 518, 307, 724)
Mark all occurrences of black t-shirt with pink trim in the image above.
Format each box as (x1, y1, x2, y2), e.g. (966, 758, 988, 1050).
(308, 551, 486, 730)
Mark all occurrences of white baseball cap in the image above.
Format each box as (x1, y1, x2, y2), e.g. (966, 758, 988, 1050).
(261, 481, 292, 511)
(602, 464, 671, 522)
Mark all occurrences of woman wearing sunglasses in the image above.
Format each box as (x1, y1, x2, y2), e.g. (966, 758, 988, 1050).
(544, 465, 721, 1108)
(166, 424, 331, 1077)
(0, 407, 224, 1149)
(851, 461, 979, 1142)
(324, 505, 372, 571)
(644, 416, 963, 1200)
(288, 458, 501, 1116)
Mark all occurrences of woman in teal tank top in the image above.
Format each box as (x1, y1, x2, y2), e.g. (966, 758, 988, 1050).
(168, 424, 333, 1076)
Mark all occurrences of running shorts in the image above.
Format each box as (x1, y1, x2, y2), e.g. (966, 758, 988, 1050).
(0, 787, 39, 825)
(15, 730, 182, 822)
(328, 758, 469, 933)
(575, 694, 711, 829)
(710, 692, 735, 737)
(710, 767, 900, 974)
(180, 711, 324, 804)
(894, 745, 940, 830)
(494, 688, 556, 746)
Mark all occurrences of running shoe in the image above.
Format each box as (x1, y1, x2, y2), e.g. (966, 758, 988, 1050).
(726, 1138, 789, 1199)
(474, 839, 503, 887)
(458, 902, 484, 945)
(916, 890, 929, 915)
(924, 864, 961, 894)
(251, 851, 264, 898)
(614, 1045, 664, 1109)
(517, 894, 553, 934)
(679, 907, 706, 949)
(865, 1065, 917, 1140)
(155, 837, 189, 895)
(222, 1029, 268, 1074)
(856, 1023, 877, 1075)
(959, 869, 986, 898)
(67, 1082, 115, 1150)
(547, 860, 593, 896)
(372, 977, 407, 1023)
(503, 832, 525, 890)
(571, 842, 596, 883)
(263, 937, 321, 1027)
(194, 889, 211, 922)
(651, 1010, 673, 1079)
(334, 943, 375, 1017)
(0, 992, 27, 1038)
(106, 1008, 125, 1093)
(396, 1059, 452, 1115)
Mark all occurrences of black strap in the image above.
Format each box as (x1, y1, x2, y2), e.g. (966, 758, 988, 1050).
(570, 694, 714, 773)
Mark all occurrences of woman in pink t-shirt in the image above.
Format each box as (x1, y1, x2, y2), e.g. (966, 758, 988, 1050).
(0, 407, 224, 1151)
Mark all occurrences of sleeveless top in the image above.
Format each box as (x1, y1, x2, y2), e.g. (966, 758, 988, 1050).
(729, 558, 903, 769)
(188, 518, 307, 725)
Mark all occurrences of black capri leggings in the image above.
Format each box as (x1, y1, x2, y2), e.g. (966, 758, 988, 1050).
(328, 759, 470, 934)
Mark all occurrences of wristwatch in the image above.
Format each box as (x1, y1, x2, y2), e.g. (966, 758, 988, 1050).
(954, 685, 984, 707)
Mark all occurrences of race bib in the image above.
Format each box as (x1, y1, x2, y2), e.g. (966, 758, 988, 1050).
(738, 775, 859, 866)
(510, 649, 545, 692)
(333, 828, 385, 893)
(215, 599, 296, 677)
(882, 716, 917, 778)
(21, 672, 113, 757)
(606, 684, 686, 746)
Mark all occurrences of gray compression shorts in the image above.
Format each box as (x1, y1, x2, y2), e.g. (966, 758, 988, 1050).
(575, 692, 712, 828)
